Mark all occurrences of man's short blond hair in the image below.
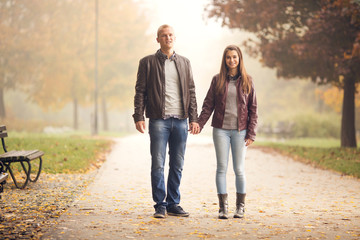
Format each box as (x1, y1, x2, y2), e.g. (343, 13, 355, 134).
(157, 24, 173, 37)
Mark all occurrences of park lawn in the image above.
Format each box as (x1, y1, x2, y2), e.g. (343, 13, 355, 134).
(2, 133, 114, 174)
(255, 138, 360, 178)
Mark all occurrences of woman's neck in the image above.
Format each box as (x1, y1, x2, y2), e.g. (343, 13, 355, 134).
(228, 69, 238, 77)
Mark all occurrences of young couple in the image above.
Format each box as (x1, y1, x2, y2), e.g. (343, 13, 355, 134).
(132, 24, 258, 219)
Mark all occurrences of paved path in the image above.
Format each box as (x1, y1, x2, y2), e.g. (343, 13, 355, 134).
(43, 134, 360, 239)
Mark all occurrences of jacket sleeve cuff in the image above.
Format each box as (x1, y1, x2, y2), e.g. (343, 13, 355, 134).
(132, 114, 145, 123)
(246, 132, 256, 141)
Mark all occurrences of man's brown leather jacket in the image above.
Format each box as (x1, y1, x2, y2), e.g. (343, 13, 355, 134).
(198, 74, 258, 141)
(132, 50, 198, 123)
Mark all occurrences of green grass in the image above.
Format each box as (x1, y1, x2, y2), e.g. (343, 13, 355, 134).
(2, 132, 114, 174)
(254, 138, 360, 178)
(258, 137, 341, 148)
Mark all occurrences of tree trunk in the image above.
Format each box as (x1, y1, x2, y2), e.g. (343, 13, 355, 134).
(101, 96, 108, 131)
(0, 87, 6, 119)
(73, 97, 78, 130)
(341, 75, 357, 147)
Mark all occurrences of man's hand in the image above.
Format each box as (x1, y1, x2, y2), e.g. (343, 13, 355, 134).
(135, 121, 146, 133)
(189, 122, 200, 135)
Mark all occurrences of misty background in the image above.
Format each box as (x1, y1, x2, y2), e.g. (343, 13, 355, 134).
(2, 0, 358, 139)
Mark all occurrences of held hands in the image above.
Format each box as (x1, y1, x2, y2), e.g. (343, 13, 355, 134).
(189, 122, 200, 135)
(136, 121, 252, 144)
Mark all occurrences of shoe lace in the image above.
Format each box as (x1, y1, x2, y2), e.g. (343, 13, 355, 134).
(176, 205, 184, 211)
(156, 207, 165, 213)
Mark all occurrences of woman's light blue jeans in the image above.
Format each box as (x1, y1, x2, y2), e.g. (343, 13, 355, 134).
(212, 128, 247, 194)
(149, 118, 188, 209)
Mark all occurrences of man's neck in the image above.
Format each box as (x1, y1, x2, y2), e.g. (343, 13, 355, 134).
(160, 48, 174, 58)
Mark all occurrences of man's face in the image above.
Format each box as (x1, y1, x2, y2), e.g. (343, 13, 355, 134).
(157, 27, 176, 51)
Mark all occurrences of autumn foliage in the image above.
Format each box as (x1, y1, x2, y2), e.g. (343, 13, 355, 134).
(206, 0, 360, 147)
(0, 0, 151, 129)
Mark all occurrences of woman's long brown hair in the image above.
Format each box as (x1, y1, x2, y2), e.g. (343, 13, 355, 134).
(216, 45, 251, 95)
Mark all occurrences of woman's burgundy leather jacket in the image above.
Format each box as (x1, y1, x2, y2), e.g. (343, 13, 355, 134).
(198, 74, 258, 141)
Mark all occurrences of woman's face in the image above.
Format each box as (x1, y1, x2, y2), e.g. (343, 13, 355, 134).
(225, 50, 239, 71)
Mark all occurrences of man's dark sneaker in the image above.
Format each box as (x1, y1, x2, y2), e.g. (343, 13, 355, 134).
(167, 205, 189, 217)
(153, 206, 166, 218)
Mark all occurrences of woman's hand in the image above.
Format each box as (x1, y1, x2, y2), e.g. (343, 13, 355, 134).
(189, 122, 200, 134)
(245, 138, 253, 146)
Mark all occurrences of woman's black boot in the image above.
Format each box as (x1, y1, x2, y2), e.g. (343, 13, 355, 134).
(218, 193, 228, 219)
(234, 193, 245, 218)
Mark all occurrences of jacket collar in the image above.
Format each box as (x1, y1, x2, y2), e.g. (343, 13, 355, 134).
(227, 73, 241, 81)
(156, 49, 176, 63)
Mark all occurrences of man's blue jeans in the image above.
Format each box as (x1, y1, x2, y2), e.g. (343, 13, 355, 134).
(213, 128, 247, 194)
(149, 118, 188, 209)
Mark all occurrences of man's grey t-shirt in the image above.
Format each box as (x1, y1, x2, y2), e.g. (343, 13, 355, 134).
(164, 58, 184, 117)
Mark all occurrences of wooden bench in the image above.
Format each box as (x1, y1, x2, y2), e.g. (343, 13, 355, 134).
(0, 125, 44, 189)
(0, 162, 8, 197)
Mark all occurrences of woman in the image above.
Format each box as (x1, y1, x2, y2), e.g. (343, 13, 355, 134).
(198, 45, 257, 219)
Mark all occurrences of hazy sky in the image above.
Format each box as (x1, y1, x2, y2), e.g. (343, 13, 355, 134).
(136, 0, 256, 98)
(133, 0, 310, 131)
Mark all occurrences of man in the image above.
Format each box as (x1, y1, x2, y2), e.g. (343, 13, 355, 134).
(133, 24, 200, 218)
